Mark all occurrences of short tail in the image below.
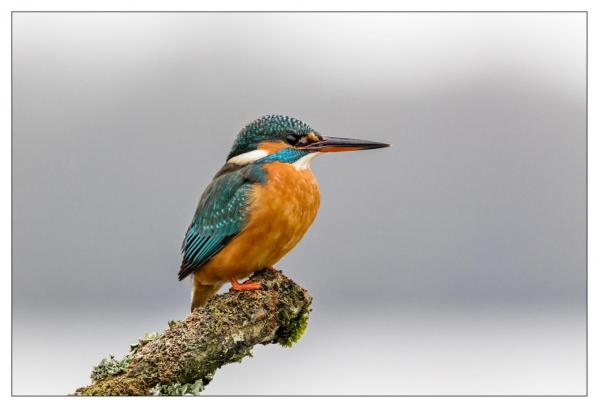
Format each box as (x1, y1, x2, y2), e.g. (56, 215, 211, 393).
(191, 281, 223, 311)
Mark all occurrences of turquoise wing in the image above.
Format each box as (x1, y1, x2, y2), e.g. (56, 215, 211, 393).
(178, 168, 258, 281)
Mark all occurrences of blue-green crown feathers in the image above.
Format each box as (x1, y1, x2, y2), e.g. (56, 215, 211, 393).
(227, 115, 315, 160)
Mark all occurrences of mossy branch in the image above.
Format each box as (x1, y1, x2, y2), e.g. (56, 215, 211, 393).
(75, 268, 312, 396)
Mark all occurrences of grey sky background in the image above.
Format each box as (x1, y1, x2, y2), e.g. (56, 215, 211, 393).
(12, 12, 586, 395)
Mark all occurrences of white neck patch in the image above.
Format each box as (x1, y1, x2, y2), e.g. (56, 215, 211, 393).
(227, 149, 269, 165)
(292, 152, 322, 170)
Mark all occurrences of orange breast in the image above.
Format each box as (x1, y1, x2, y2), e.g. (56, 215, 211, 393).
(197, 162, 320, 284)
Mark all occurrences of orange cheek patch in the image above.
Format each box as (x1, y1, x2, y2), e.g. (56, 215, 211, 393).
(258, 140, 289, 154)
(306, 132, 320, 143)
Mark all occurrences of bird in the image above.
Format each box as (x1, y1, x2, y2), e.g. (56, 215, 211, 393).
(179, 115, 389, 310)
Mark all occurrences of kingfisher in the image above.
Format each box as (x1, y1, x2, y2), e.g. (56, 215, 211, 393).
(179, 115, 389, 310)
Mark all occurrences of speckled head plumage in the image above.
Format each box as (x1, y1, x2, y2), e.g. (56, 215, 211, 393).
(227, 115, 317, 160)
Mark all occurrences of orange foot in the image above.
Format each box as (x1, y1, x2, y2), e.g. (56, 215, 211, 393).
(229, 276, 261, 291)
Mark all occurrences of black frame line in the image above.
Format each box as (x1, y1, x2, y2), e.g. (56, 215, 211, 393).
(9, 10, 589, 398)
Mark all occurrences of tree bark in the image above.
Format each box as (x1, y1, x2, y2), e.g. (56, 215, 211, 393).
(75, 268, 312, 396)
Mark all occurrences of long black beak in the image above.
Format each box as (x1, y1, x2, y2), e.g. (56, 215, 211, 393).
(306, 136, 390, 153)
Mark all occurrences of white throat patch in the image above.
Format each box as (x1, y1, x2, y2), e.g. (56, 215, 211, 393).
(227, 149, 269, 165)
(292, 152, 322, 170)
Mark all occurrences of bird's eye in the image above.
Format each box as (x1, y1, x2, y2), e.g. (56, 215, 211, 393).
(285, 133, 299, 145)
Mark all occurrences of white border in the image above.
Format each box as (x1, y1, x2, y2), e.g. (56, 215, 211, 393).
(2, 1, 595, 407)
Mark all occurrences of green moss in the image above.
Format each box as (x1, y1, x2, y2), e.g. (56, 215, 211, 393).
(90, 355, 132, 381)
(277, 309, 310, 347)
(129, 331, 160, 352)
(91, 332, 160, 382)
(151, 379, 205, 396)
(78, 375, 146, 396)
(177, 356, 208, 384)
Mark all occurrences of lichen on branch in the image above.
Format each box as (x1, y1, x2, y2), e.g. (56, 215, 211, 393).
(75, 268, 312, 396)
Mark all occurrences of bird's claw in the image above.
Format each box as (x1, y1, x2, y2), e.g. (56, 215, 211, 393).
(229, 277, 261, 291)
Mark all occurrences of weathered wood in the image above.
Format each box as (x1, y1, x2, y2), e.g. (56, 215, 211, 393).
(75, 268, 312, 396)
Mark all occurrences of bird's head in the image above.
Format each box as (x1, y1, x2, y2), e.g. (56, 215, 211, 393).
(226, 115, 389, 169)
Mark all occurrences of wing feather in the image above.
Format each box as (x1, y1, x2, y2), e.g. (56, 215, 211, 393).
(178, 168, 257, 281)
